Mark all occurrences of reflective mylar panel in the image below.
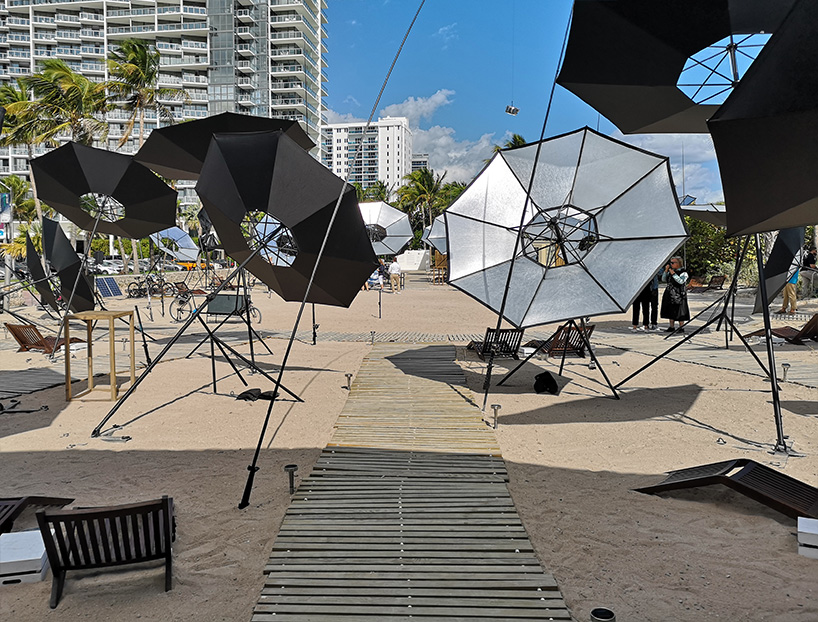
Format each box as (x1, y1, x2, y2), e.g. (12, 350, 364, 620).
(583, 237, 686, 307)
(571, 130, 665, 208)
(503, 130, 585, 209)
(596, 165, 686, 239)
(449, 156, 534, 228)
(523, 263, 617, 327)
(446, 212, 519, 280)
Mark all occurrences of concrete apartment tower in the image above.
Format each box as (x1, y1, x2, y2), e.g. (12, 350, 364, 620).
(0, 0, 327, 178)
(321, 116, 413, 190)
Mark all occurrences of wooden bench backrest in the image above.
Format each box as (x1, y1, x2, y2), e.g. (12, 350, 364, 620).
(36, 496, 173, 572)
(0, 498, 25, 533)
(708, 275, 726, 289)
(548, 324, 595, 355)
(795, 314, 818, 341)
(482, 327, 524, 355)
(5, 323, 47, 351)
(174, 281, 190, 293)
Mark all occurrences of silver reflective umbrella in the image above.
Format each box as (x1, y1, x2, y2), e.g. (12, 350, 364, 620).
(446, 127, 688, 328)
(149, 227, 200, 262)
(421, 214, 447, 254)
(359, 201, 413, 256)
(255, 215, 298, 267)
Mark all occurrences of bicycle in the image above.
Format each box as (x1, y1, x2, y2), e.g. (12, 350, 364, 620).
(127, 275, 174, 298)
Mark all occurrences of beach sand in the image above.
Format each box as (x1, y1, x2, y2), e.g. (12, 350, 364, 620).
(1, 279, 816, 621)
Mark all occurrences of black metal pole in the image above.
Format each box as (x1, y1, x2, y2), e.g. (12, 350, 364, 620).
(135, 305, 151, 365)
(311, 303, 317, 345)
(576, 317, 618, 399)
(754, 233, 787, 452)
(238, 396, 276, 509)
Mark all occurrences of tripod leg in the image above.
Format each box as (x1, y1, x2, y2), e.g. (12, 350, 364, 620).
(726, 318, 772, 379)
(576, 318, 618, 399)
(497, 342, 546, 385)
(558, 323, 570, 376)
(210, 332, 217, 393)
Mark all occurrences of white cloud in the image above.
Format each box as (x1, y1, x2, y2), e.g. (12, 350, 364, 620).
(380, 89, 455, 127)
(670, 162, 724, 204)
(433, 23, 458, 49)
(412, 125, 495, 183)
(324, 109, 366, 124)
(343, 95, 360, 107)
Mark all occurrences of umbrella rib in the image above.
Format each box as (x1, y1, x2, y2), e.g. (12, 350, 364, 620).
(576, 258, 624, 312)
(599, 159, 665, 211)
(695, 86, 733, 105)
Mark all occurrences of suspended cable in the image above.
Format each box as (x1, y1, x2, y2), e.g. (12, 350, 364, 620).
(239, 0, 427, 509)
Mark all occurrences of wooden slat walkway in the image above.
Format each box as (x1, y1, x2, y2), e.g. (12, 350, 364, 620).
(253, 344, 570, 621)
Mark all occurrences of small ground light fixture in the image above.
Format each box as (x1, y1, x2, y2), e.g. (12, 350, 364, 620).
(505, 105, 519, 116)
(345, 373, 353, 390)
(782, 363, 790, 381)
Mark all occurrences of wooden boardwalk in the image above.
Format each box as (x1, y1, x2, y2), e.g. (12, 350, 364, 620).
(253, 344, 570, 621)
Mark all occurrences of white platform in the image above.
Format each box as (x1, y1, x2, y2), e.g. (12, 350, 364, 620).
(797, 517, 818, 558)
(0, 530, 49, 584)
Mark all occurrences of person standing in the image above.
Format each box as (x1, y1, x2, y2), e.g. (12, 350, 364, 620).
(388, 257, 402, 294)
(377, 258, 387, 290)
(778, 264, 800, 314)
(661, 256, 690, 332)
(802, 247, 817, 298)
(630, 283, 651, 331)
(648, 270, 661, 330)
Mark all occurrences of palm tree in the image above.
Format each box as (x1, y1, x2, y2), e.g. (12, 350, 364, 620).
(485, 133, 527, 163)
(397, 168, 446, 231)
(366, 180, 393, 203)
(351, 182, 367, 203)
(438, 181, 467, 210)
(0, 174, 39, 225)
(13, 59, 109, 146)
(107, 38, 189, 148)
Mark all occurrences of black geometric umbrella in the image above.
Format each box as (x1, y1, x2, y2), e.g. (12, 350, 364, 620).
(196, 130, 377, 307)
(752, 227, 805, 314)
(708, 0, 818, 237)
(30, 143, 177, 239)
(680, 203, 727, 227)
(135, 112, 315, 180)
(557, 0, 797, 134)
(42, 218, 94, 312)
(25, 234, 59, 312)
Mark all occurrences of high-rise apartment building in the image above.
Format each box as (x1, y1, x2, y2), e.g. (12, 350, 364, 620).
(0, 0, 327, 184)
(411, 153, 428, 172)
(321, 116, 412, 189)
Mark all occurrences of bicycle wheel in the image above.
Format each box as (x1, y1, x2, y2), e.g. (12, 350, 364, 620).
(169, 297, 193, 322)
(162, 282, 175, 296)
(249, 306, 261, 324)
(127, 282, 142, 298)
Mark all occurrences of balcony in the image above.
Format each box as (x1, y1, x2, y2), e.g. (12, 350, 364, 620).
(235, 8, 252, 22)
(54, 14, 80, 24)
(237, 77, 255, 89)
(236, 43, 255, 56)
(236, 26, 254, 39)
(236, 59, 255, 73)
(79, 12, 103, 23)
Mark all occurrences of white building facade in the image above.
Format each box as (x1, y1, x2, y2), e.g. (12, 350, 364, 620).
(321, 116, 412, 189)
(0, 0, 327, 186)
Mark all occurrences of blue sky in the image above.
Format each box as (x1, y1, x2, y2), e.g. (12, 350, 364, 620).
(323, 0, 724, 202)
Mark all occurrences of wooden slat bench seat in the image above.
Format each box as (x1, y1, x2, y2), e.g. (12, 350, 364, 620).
(746, 313, 818, 345)
(36, 496, 175, 608)
(467, 327, 524, 360)
(524, 323, 595, 358)
(635, 459, 818, 519)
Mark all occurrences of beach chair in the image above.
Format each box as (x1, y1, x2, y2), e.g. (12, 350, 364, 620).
(211, 275, 236, 290)
(174, 281, 207, 296)
(688, 275, 726, 293)
(468, 327, 524, 360)
(36, 496, 175, 608)
(635, 459, 818, 519)
(0, 496, 74, 534)
(4, 323, 84, 355)
(746, 313, 818, 345)
(524, 323, 595, 358)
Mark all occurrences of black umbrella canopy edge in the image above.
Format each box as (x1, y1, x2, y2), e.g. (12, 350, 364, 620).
(25, 234, 60, 311)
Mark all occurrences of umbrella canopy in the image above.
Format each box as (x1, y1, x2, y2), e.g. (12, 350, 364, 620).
(149, 227, 199, 262)
(25, 234, 59, 311)
(359, 201, 413, 256)
(708, 0, 818, 237)
(557, 0, 796, 134)
(680, 203, 727, 227)
(196, 130, 378, 307)
(752, 227, 805, 314)
(135, 112, 315, 180)
(41, 218, 94, 312)
(446, 127, 688, 328)
(30, 143, 177, 239)
(422, 214, 448, 254)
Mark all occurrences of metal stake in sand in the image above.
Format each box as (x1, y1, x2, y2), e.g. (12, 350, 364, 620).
(370, 330, 375, 346)
(782, 363, 790, 382)
(345, 373, 353, 390)
(490, 404, 501, 429)
(284, 464, 298, 495)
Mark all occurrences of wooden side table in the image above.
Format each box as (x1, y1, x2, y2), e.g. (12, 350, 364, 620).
(65, 310, 135, 401)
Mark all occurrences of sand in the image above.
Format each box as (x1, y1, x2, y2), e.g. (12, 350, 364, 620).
(1, 277, 816, 621)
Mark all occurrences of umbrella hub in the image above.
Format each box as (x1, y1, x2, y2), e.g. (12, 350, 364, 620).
(365, 223, 388, 244)
(518, 204, 598, 270)
(82, 193, 125, 224)
(678, 33, 771, 104)
(250, 212, 298, 267)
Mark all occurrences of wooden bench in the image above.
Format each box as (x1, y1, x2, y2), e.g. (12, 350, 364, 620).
(468, 327, 525, 360)
(688, 275, 726, 293)
(174, 281, 207, 296)
(0, 496, 74, 534)
(746, 313, 818, 345)
(524, 323, 595, 358)
(4, 323, 84, 355)
(635, 459, 818, 519)
(36, 496, 175, 608)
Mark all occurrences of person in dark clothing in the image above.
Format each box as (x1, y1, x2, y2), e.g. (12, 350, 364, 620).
(660, 256, 690, 332)
(648, 271, 660, 330)
(630, 284, 651, 331)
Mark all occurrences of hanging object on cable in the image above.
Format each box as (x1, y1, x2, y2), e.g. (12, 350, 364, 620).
(505, 1, 519, 116)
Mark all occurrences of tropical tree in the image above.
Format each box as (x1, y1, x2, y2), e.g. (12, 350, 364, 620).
(366, 180, 393, 203)
(485, 133, 527, 163)
(107, 38, 189, 148)
(438, 181, 467, 210)
(11, 59, 109, 146)
(397, 168, 446, 231)
(0, 174, 39, 225)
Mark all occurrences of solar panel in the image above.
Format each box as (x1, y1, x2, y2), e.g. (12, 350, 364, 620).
(96, 276, 123, 298)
